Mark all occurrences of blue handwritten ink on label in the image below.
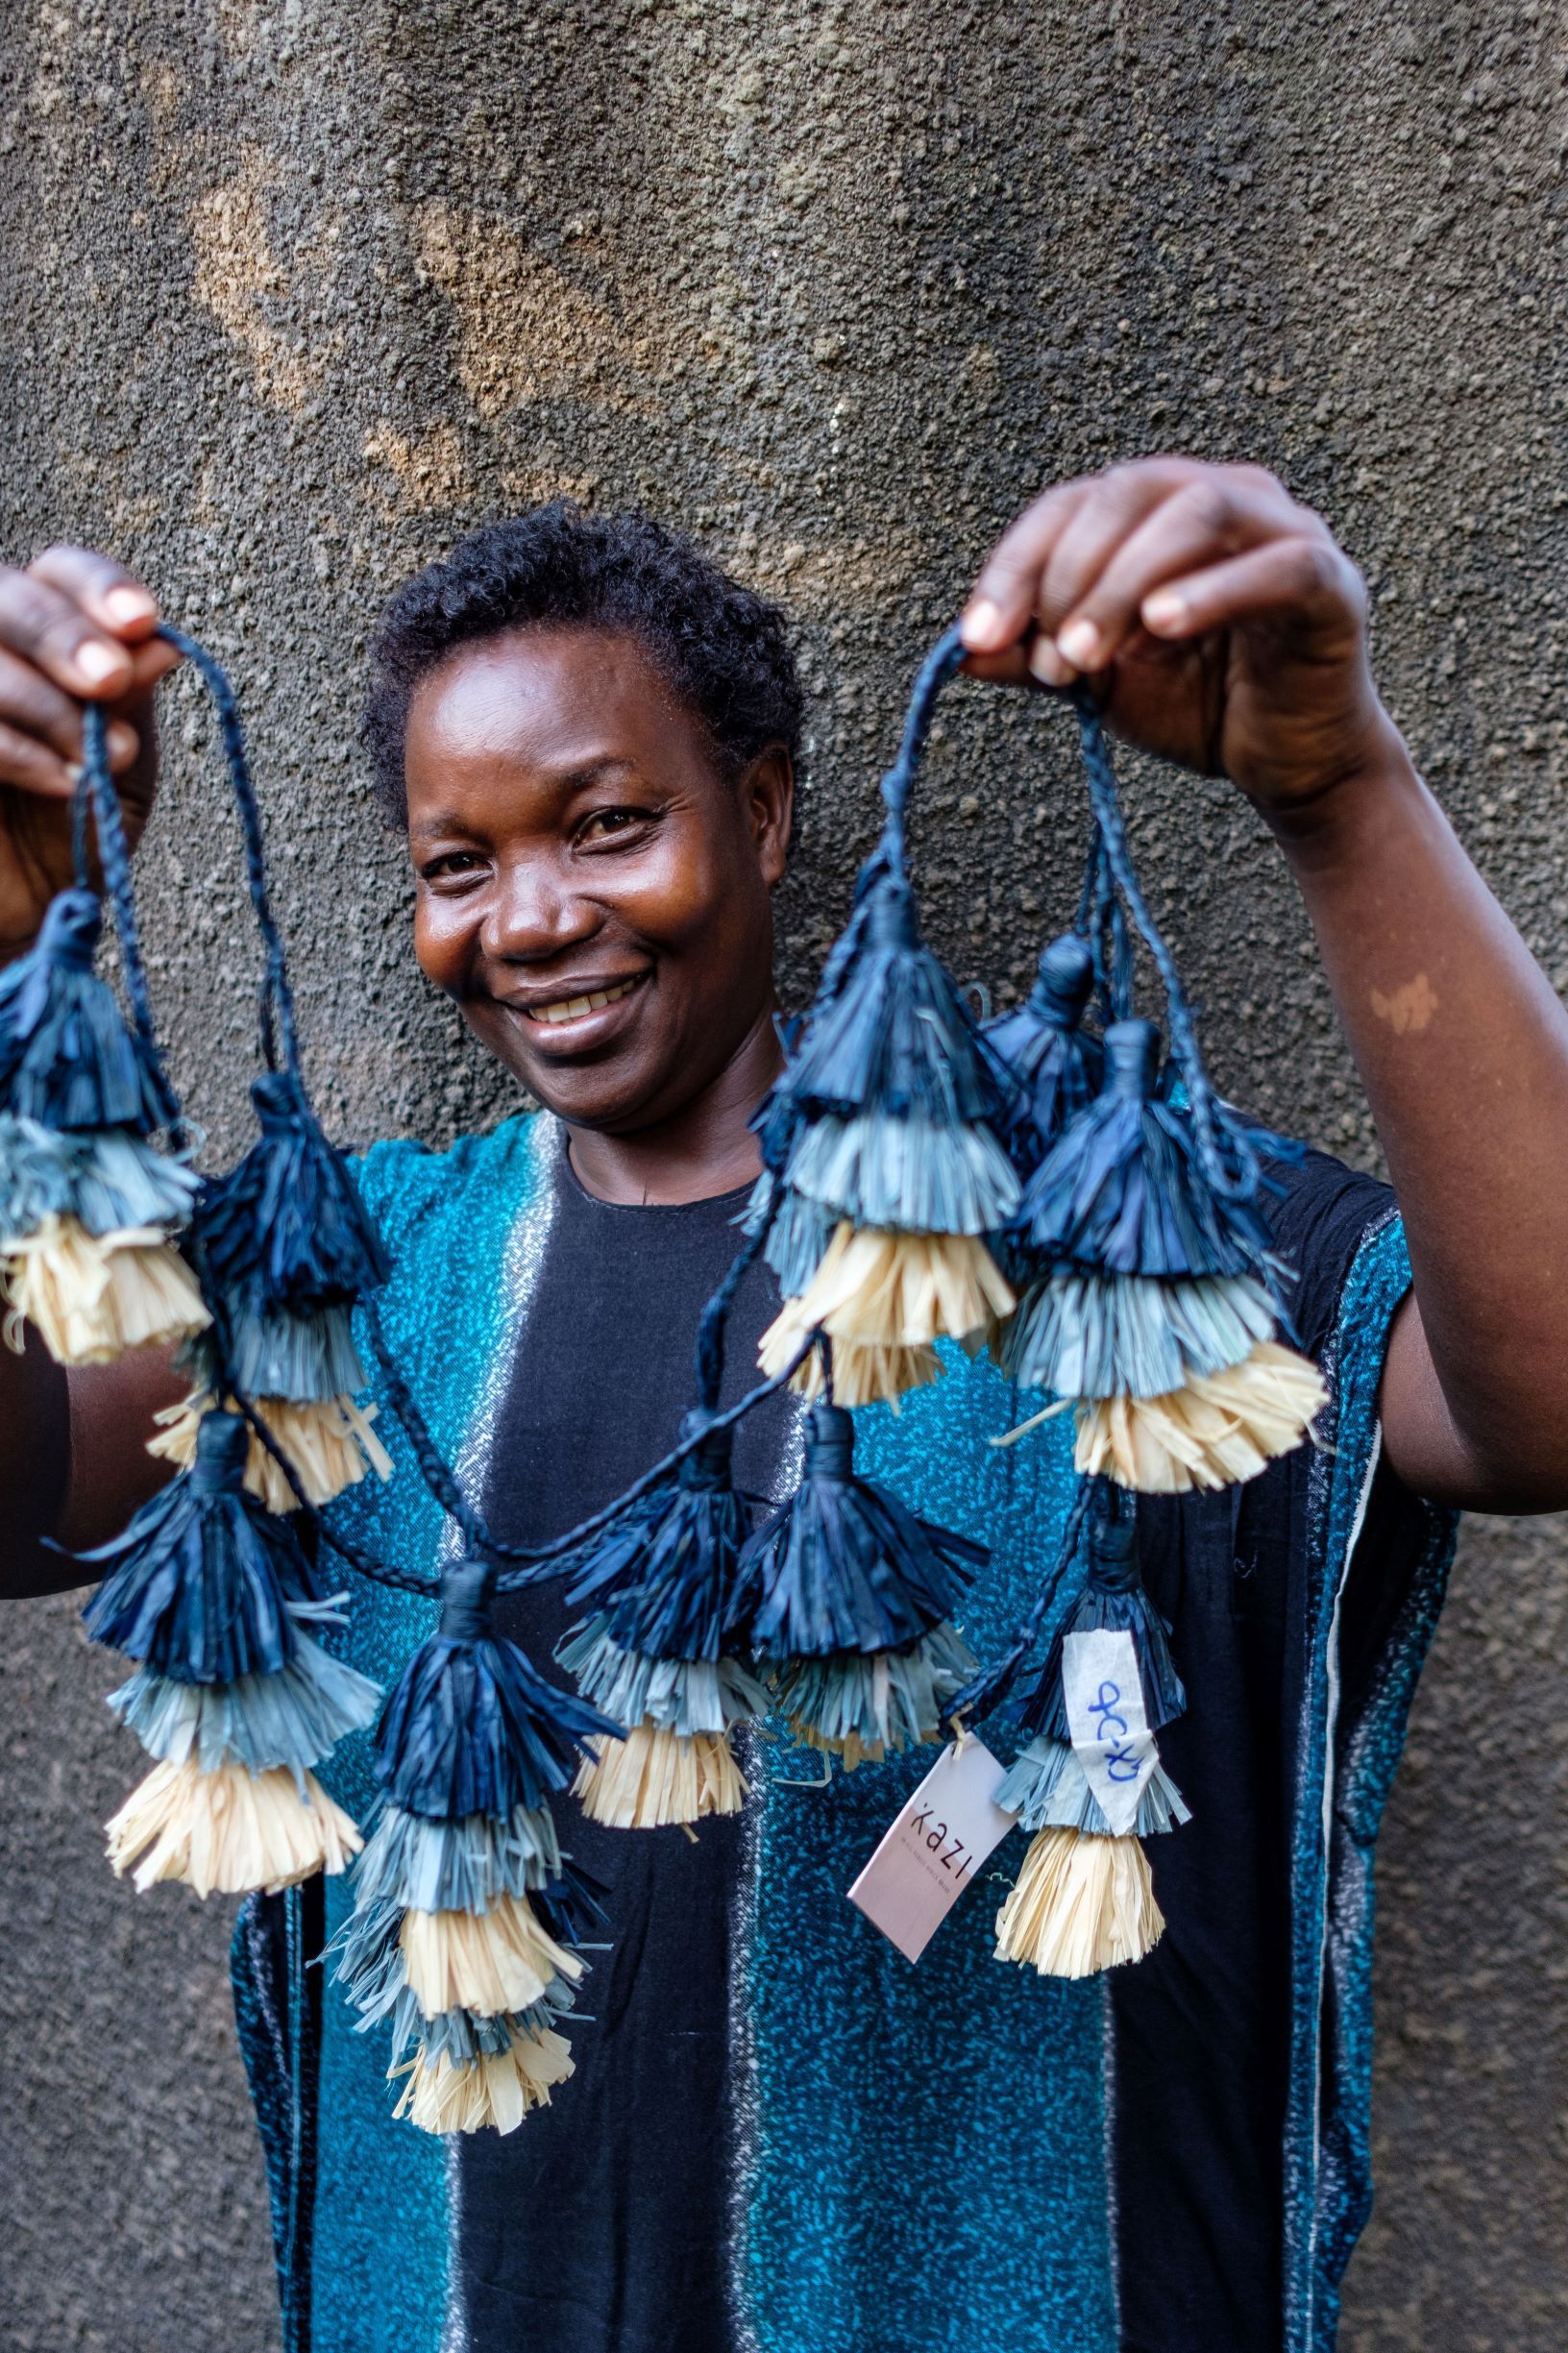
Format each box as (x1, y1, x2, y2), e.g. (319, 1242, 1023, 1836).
(1061, 1629, 1159, 1834)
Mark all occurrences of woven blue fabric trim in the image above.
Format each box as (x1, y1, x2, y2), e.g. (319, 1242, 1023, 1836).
(742, 1356, 1119, 2353)
(1281, 1214, 1458, 2352)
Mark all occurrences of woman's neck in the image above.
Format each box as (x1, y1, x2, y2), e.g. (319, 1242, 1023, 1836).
(564, 1000, 785, 1206)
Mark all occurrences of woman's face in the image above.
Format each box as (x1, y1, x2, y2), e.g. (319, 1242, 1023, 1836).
(404, 625, 793, 1133)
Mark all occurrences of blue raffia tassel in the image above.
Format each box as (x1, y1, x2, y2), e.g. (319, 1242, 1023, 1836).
(0, 889, 208, 1364)
(76, 1409, 370, 1896)
(758, 872, 1020, 1407)
(754, 625, 1020, 1409)
(156, 1068, 393, 1511)
(557, 1414, 769, 1828)
(984, 933, 1103, 1182)
(1001, 1018, 1326, 1492)
(336, 1556, 611, 2131)
(992, 1491, 1187, 1978)
(738, 1399, 982, 1767)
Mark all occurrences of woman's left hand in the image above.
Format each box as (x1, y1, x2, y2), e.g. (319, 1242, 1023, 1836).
(960, 457, 1394, 824)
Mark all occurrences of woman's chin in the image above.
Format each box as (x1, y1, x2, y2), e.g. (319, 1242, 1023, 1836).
(479, 1038, 668, 1135)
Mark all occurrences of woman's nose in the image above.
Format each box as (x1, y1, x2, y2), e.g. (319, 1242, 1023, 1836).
(479, 855, 601, 964)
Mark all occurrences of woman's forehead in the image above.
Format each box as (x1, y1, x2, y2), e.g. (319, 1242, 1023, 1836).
(403, 626, 720, 827)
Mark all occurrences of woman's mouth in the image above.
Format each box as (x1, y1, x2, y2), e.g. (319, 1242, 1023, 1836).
(500, 968, 651, 1053)
(525, 974, 644, 1026)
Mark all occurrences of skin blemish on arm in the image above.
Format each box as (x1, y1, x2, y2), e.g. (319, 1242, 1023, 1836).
(1370, 973, 1438, 1035)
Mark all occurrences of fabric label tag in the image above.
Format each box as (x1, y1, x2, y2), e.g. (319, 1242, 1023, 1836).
(847, 1737, 1016, 1963)
(1062, 1627, 1157, 1836)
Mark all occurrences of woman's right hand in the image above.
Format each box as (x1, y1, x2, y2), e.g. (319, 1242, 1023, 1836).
(0, 548, 183, 962)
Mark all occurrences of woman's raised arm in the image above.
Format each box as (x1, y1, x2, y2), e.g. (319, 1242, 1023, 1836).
(962, 457, 1568, 1512)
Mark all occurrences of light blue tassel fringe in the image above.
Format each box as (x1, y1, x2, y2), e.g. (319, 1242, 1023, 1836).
(996, 1735, 1191, 1837)
(785, 1110, 1020, 1237)
(769, 1620, 976, 1753)
(1001, 1269, 1277, 1398)
(0, 1115, 198, 1238)
(106, 1624, 379, 1777)
(557, 1620, 770, 1737)
(353, 1800, 563, 1914)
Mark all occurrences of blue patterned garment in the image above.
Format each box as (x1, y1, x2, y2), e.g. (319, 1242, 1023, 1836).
(231, 1113, 1454, 2353)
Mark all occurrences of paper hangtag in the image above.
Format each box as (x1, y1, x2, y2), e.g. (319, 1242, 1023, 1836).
(847, 1737, 1016, 1963)
(1062, 1627, 1157, 1836)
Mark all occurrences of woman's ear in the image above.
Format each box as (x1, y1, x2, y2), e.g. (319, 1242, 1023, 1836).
(745, 746, 795, 889)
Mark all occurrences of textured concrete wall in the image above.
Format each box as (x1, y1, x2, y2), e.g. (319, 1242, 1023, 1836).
(2, 1, 1565, 2344)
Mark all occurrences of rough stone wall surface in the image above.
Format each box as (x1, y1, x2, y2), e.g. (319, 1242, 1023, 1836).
(1, 1, 1564, 2345)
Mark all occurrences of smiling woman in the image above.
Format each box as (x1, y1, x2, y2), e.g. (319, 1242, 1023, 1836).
(7, 467, 1568, 2353)
(365, 507, 800, 1194)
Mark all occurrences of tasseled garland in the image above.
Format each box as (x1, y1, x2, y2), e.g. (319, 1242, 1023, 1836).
(0, 891, 206, 1365)
(992, 1492, 1188, 1979)
(78, 1409, 371, 1896)
(1001, 1019, 1326, 1491)
(756, 868, 1019, 1404)
(739, 1400, 982, 1768)
(335, 1558, 610, 2131)
(559, 1416, 768, 1827)
(28, 615, 1345, 2086)
(172, 1068, 392, 1506)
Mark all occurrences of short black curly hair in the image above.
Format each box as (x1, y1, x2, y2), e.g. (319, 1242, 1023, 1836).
(361, 503, 804, 829)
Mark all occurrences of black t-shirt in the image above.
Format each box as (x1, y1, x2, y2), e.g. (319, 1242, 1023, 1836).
(415, 1142, 1417, 2353)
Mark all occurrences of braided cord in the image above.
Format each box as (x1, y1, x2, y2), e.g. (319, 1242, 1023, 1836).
(79, 703, 190, 1148)
(492, 1333, 813, 1592)
(1069, 686, 1257, 1199)
(950, 1473, 1100, 1723)
(156, 623, 301, 1076)
(878, 623, 967, 877)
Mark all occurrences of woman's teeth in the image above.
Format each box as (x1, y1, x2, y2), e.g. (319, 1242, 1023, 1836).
(528, 977, 641, 1025)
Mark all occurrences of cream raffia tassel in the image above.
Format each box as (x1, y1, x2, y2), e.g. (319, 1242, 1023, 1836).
(994, 1824, 1164, 1977)
(148, 1388, 393, 1510)
(393, 2025, 576, 2136)
(107, 1755, 361, 1898)
(759, 1307, 943, 1409)
(3, 1215, 208, 1365)
(789, 1222, 1015, 1351)
(574, 1719, 747, 1829)
(1074, 1341, 1328, 1495)
(400, 1894, 585, 2020)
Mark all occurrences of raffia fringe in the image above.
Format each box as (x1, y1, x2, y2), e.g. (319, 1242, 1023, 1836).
(1073, 1340, 1328, 1493)
(786, 1223, 1015, 1350)
(392, 2024, 575, 2136)
(783, 1719, 919, 1771)
(759, 1309, 943, 1409)
(994, 1825, 1164, 1977)
(574, 1719, 747, 1828)
(3, 1215, 208, 1365)
(400, 1894, 584, 2020)
(106, 1755, 361, 1898)
(148, 1388, 393, 1509)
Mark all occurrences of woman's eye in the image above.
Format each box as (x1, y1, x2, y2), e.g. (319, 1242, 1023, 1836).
(578, 806, 654, 846)
(420, 850, 486, 885)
